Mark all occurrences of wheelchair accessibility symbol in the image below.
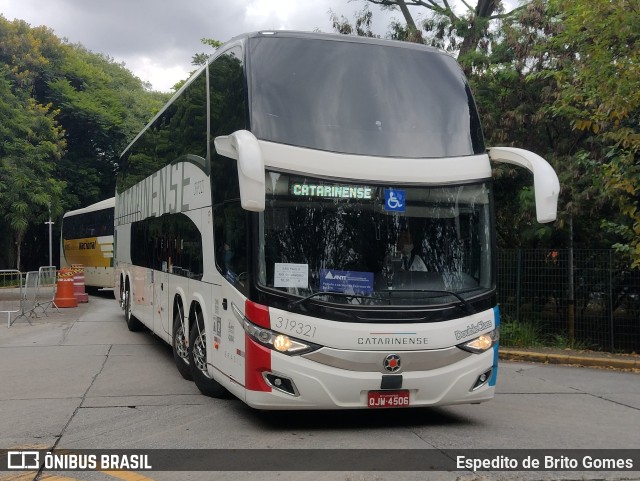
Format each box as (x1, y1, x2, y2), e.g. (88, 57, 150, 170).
(384, 189, 406, 212)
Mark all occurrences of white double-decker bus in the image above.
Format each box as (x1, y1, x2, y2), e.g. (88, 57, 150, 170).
(114, 31, 559, 409)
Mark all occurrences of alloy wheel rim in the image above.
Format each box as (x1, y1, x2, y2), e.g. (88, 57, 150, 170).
(193, 331, 211, 378)
(175, 325, 189, 362)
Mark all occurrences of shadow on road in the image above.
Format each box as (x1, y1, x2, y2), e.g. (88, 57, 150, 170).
(239, 402, 478, 431)
(88, 287, 115, 299)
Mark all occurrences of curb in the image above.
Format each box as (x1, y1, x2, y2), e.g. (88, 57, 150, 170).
(499, 349, 640, 370)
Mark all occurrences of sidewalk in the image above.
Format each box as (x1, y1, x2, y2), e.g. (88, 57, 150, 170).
(500, 346, 640, 371)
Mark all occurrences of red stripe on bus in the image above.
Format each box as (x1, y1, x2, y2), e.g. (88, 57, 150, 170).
(245, 335, 272, 392)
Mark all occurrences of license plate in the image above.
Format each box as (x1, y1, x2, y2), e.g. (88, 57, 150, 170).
(367, 390, 410, 408)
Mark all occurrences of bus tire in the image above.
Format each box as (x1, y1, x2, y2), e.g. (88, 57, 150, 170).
(172, 306, 192, 381)
(124, 282, 143, 332)
(119, 276, 125, 310)
(189, 311, 228, 398)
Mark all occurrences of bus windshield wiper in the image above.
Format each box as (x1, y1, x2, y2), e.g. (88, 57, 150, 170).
(382, 288, 476, 314)
(288, 291, 385, 309)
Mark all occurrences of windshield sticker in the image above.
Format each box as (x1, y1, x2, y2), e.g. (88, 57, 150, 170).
(384, 189, 406, 212)
(320, 269, 374, 295)
(274, 263, 309, 288)
(291, 183, 372, 200)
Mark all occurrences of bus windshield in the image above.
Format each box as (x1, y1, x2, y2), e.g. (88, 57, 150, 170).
(248, 36, 484, 158)
(258, 172, 494, 307)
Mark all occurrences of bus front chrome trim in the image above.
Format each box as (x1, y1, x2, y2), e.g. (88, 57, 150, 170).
(302, 346, 472, 373)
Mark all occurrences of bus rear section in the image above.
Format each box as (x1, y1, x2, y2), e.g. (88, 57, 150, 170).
(115, 31, 558, 410)
(61, 197, 115, 289)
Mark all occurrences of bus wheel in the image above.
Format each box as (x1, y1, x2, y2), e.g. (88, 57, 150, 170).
(189, 311, 228, 398)
(124, 282, 143, 332)
(172, 306, 192, 381)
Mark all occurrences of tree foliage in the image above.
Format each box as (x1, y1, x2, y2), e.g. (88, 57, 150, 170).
(330, 5, 379, 37)
(349, 0, 525, 72)
(0, 15, 168, 269)
(0, 69, 66, 269)
(542, 0, 640, 266)
(331, 0, 640, 268)
(192, 38, 223, 67)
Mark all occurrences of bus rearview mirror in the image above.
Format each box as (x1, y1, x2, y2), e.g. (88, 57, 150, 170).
(214, 130, 266, 212)
(488, 147, 560, 223)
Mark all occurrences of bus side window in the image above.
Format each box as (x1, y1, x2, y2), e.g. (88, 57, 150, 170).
(214, 202, 249, 293)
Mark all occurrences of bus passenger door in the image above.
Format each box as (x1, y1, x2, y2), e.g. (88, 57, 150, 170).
(214, 285, 245, 390)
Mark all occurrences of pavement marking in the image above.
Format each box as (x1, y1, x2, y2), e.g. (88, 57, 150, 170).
(39, 476, 86, 481)
(99, 471, 155, 481)
(0, 475, 81, 481)
(0, 471, 156, 481)
(0, 473, 40, 481)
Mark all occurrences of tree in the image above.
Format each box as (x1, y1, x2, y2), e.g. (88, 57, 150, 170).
(0, 15, 168, 269)
(192, 38, 223, 67)
(330, 5, 379, 37)
(472, 0, 628, 252)
(354, 0, 526, 72)
(0, 71, 66, 269)
(543, 0, 640, 267)
(170, 38, 224, 92)
(330, 1, 628, 252)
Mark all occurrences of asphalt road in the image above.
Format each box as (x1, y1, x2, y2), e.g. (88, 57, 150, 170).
(1, 292, 639, 481)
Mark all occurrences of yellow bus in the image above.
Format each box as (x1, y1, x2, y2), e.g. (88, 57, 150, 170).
(60, 197, 115, 289)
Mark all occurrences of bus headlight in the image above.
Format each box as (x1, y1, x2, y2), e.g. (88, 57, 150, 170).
(457, 328, 499, 354)
(273, 334, 292, 352)
(232, 303, 320, 356)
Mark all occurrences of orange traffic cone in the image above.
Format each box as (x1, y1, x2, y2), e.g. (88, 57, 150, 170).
(71, 264, 89, 303)
(53, 268, 78, 308)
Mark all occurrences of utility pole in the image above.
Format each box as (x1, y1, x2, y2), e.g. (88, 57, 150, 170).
(45, 203, 54, 267)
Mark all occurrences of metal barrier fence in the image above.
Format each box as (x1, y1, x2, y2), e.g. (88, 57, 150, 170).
(36, 266, 58, 314)
(0, 270, 23, 327)
(0, 267, 61, 326)
(23, 271, 39, 316)
(497, 249, 640, 353)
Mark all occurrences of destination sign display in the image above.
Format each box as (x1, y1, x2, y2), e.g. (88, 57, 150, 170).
(291, 183, 372, 200)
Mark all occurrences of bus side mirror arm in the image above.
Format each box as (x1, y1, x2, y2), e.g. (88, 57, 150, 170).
(488, 147, 560, 223)
(214, 130, 265, 212)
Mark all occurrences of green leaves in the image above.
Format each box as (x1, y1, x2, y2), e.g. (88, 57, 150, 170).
(544, 0, 640, 267)
(0, 69, 65, 268)
(0, 15, 167, 269)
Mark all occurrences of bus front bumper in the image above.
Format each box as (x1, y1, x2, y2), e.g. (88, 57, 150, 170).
(243, 346, 497, 410)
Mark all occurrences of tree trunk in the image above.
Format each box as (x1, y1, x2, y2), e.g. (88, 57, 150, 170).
(456, 0, 500, 75)
(397, 0, 423, 43)
(363, 0, 514, 66)
(14, 230, 24, 271)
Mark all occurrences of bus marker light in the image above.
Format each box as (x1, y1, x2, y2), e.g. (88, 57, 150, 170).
(258, 331, 271, 343)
